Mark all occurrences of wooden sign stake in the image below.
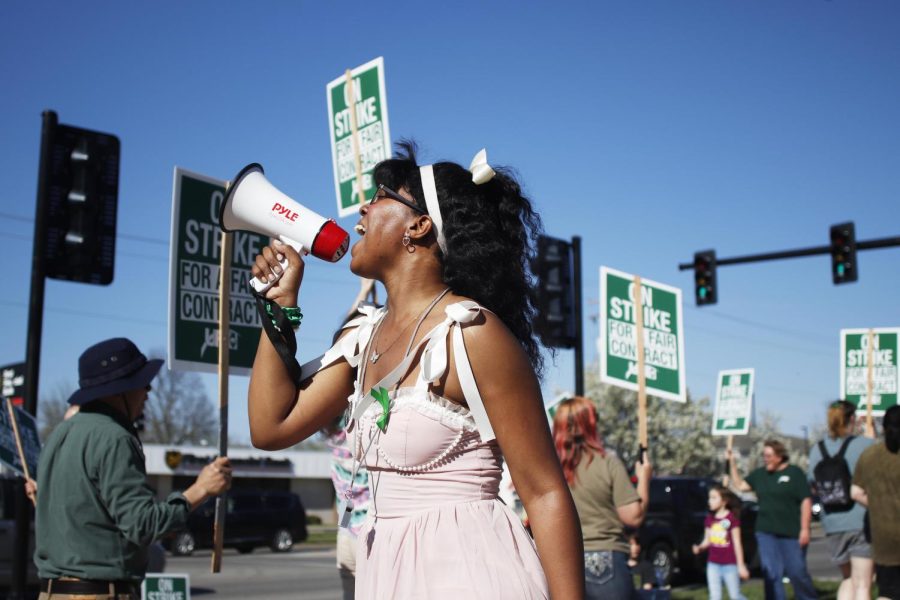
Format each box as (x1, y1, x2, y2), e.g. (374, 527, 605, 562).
(345, 69, 367, 208)
(211, 230, 233, 573)
(5, 399, 34, 505)
(634, 276, 648, 462)
(865, 328, 875, 438)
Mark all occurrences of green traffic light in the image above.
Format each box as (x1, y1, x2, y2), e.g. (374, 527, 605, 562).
(699, 286, 707, 299)
(837, 264, 845, 277)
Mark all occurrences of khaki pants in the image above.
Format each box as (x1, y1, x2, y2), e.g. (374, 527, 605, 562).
(39, 592, 136, 600)
(39, 581, 137, 600)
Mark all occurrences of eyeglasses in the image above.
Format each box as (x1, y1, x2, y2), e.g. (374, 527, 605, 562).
(368, 184, 426, 214)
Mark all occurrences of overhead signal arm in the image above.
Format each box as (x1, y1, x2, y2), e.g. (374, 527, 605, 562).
(678, 223, 900, 306)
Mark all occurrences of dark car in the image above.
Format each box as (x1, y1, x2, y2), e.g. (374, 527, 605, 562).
(637, 476, 758, 584)
(166, 490, 308, 556)
(0, 475, 39, 592)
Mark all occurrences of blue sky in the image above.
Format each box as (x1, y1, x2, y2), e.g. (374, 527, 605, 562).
(2, 1, 898, 445)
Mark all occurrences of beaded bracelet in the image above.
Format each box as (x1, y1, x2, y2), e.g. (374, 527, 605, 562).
(264, 302, 303, 329)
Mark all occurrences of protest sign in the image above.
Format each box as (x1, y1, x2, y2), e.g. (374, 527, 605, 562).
(840, 327, 899, 417)
(142, 573, 190, 600)
(326, 57, 391, 218)
(599, 266, 686, 402)
(168, 167, 267, 374)
(0, 398, 40, 477)
(712, 369, 754, 436)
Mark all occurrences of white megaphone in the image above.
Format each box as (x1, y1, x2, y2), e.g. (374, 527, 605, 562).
(219, 163, 350, 293)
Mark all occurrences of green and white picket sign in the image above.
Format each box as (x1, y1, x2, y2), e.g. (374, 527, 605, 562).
(840, 327, 900, 417)
(0, 397, 41, 477)
(599, 266, 686, 402)
(142, 573, 190, 600)
(326, 57, 391, 218)
(712, 369, 754, 436)
(168, 167, 267, 374)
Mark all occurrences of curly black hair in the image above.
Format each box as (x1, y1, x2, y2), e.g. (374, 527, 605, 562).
(372, 140, 545, 377)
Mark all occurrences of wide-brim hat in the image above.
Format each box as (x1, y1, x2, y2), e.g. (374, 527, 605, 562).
(68, 337, 164, 406)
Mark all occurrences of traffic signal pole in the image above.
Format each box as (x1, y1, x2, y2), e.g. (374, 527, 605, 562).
(11, 110, 56, 600)
(572, 236, 584, 396)
(678, 235, 900, 271)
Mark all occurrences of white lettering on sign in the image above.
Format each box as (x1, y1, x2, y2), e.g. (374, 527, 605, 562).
(846, 366, 898, 397)
(209, 190, 224, 226)
(624, 361, 659, 381)
(334, 96, 379, 138)
(147, 592, 184, 600)
(232, 232, 262, 266)
(607, 320, 678, 370)
(179, 292, 260, 327)
(718, 376, 750, 419)
(336, 121, 387, 184)
(179, 260, 255, 298)
(847, 349, 894, 367)
(608, 295, 672, 333)
(183, 220, 223, 259)
(200, 327, 240, 357)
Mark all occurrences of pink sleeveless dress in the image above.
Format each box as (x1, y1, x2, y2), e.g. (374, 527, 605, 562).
(302, 301, 548, 599)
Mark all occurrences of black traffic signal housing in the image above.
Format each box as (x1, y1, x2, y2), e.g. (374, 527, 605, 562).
(39, 111, 120, 285)
(694, 250, 717, 306)
(829, 222, 858, 285)
(532, 235, 576, 348)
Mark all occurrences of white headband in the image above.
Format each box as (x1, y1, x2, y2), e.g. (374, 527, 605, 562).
(419, 148, 496, 255)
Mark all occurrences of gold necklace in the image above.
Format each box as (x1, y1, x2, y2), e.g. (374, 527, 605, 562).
(369, 288, 450, 364)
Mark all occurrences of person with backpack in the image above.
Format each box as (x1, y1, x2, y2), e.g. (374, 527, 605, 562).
(808, 400, 875, 600)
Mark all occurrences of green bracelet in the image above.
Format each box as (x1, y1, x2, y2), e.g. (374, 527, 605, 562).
(265, 302, 303, 329)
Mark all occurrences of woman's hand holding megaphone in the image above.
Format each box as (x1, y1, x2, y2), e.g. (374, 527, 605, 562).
(252, 239, 306, 306)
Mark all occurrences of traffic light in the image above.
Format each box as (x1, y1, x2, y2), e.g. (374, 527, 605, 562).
(829, 222, 858, 284)
(694, 250, 717, 306)
(532, 235, 576, 348)
(39, 111, 120, 285)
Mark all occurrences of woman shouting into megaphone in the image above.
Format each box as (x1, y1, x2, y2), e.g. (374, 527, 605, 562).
(247, 142, 583, 600)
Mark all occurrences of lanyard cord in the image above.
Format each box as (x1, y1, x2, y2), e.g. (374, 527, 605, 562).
(344, 288, 452, 505)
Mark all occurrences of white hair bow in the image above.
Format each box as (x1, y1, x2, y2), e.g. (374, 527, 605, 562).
(469, 148, 496, 185)
(421, 148, 497, 255)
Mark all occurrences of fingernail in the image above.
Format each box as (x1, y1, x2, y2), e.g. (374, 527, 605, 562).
(273, 265, 282, 274)
(268, 273, 276, 281)
(273, 239, 284, 247)
(276, 253, 284, 261)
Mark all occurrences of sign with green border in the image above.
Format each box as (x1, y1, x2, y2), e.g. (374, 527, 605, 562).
(599, 266, 686, 402)
(326, 57, 391, 218)
(142, 573, 190, 600)
(168, 167, 267, 374)
(712, 369, 754, 435)
(0, 398, 40, 476)
(840, 327, 899, 417)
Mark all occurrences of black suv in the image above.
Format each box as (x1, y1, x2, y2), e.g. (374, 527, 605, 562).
(638, 476, 758, 584)
(0, 476, 38, 592)
(166, 490, 308, 556)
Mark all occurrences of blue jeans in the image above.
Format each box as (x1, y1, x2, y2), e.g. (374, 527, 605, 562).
(707, 562, 746, 600)
(584, 550, 633, 600)
(755, 532, 818, 600)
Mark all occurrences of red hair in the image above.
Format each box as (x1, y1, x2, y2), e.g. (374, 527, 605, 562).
(552, 396, 606, 486)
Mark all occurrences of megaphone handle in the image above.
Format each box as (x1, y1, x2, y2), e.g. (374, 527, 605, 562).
(248, 236, 307, 294)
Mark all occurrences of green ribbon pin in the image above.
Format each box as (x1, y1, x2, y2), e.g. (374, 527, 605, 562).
(370, 387, 391, 432)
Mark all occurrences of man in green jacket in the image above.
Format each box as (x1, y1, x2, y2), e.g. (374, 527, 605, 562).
(33, 337, 232, 600)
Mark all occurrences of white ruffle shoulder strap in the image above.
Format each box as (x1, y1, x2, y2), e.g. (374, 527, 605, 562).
(348, 301, 496, 442)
